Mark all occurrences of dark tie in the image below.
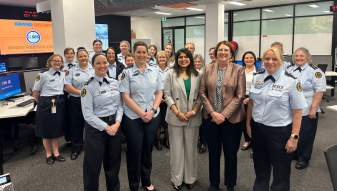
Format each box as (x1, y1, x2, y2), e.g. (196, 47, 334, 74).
(264, 75, 275, 83)
(68, 63, 74, 69)
(54, 71, 61, 76)
(103, 78, 110, 84)
(294, 67, 302, 72)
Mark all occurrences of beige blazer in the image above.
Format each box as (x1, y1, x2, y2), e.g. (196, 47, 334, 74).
(164, 69, 202, 127)
(199, 61, 246, 123)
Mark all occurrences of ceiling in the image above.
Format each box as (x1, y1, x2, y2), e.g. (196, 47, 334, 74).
(0, 0, 329, 17)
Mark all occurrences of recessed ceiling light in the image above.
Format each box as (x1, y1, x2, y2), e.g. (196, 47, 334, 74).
(323, 10, 330, 13)
(186, 7, 204, 12)
(308, 4, 319, 8)
(263, 9, 274, 13)
(285, 14, 292, 17)
(228, 1, 246, 6)
(154, 11, 172, 15)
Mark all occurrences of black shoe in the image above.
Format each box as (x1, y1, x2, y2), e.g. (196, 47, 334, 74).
(171, 182, 182, 191)
(46, 156, 55, 165)
(155, 141, 162, 151)
(227, 186, 235, 191)
(295, 160, 309, 169)
(70, 152, 80, 160)
(54, 155, 66, 162)
(198, 144, 207, 153)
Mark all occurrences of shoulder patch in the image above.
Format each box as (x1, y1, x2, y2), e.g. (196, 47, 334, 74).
(119, 72, 126, 81)
(285, 71, 296, 79)
(315, 72, 322, 78)
(309, 64, 318, 70)
(84, 77, 94, 85)
(81, 88, 87, 97)
(296, 82, 303, 92)
(286, 63, 295, 69)
(253, 69, 265, 75)
(35, 74, 41, 81)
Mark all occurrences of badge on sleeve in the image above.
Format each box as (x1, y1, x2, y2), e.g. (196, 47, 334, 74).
(81, 88, 87, 97)
(119, 72, 126, 80)
(35, 74, 40, 81)
(315, 72, 322, 79)
(296, 82, 303, 92)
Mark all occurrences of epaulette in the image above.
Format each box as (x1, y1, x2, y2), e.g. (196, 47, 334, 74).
(286, 62, 295, 69)
(285, 71, 296, 79)
(309, 64, 318, 70)
(84, 77, 94, 85)
(253, 69, 265, 75)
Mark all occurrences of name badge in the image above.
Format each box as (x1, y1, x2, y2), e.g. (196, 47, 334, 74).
(75, 73, 80, 77)
(49, 79, 55, 82)
(272, 84, 284, 91)
(99, 90, 107, 95)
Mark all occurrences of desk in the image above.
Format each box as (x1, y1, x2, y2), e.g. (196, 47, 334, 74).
(325, 71, 337, 77)
(0, 96, 35, 174)
(326, 105, 337, 112)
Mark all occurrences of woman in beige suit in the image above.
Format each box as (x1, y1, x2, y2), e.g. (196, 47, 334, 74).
(199, 41, 246, 191)
(164, 48, 202, 191)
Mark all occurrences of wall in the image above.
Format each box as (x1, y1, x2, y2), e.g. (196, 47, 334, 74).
(131, 16, 161, 50)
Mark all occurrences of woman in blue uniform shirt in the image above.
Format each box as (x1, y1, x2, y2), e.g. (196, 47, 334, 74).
(286, 47, 326, 169)
(247, 48, 307, 191)
(120, 41, 163, 191)
(81, 53, 123, 191)
(64, 49, 94, 160)
(32, 54, 67, 165)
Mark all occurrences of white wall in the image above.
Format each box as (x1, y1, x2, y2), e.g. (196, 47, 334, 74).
(131, 17, 161, 50)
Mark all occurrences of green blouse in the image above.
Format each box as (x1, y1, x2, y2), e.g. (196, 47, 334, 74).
(184, 77, 191, 100)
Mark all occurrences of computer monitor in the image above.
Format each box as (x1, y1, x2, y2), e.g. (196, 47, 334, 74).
(0, 62, 6, 72)
(0, 72, 25, 101)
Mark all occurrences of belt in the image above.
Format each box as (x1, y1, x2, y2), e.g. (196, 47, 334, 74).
(99, 114, 116, 125)
(40, 95, 64, 99)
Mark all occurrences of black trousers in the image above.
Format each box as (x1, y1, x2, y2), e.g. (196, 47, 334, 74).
(83, 115, 122, 191)
(199, 118, 207, 145)
(243, 101, 251, 142)
(252, 121, 292, 191)
(64, 93, 72, 142)
(297, 114, 319, 162)
(156, 102, 168, 143)
(124, 116, 159, 191)
(206, 119, 243, 188)
(69, 96, 85, 153)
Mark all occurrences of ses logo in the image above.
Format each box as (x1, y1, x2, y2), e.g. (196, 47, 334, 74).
(26, 31, 41, 44)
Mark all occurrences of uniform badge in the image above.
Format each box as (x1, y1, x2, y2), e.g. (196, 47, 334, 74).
(35, 74, 40, 81)
(296, 82, 303, 92)
(81, 88, 87, 97)
(75, 73, 80, 77)
(65, 70, 69, 76)
(120, 73, 126, 80)
(315, 72, 322, 78)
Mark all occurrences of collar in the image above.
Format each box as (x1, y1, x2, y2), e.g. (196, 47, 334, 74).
(266, 67, 283, 82)
(94, 74, 109, 85)
(294, 63, 308, 71)
(109, 62, 117, 67)
(48, 68, 59, 75)
(132, 63, 152, 73)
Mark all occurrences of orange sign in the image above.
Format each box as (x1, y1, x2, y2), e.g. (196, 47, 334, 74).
(0, 19, 53, 55)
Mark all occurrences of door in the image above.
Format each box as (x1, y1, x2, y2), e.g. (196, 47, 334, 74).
(162, 27, 185, 52)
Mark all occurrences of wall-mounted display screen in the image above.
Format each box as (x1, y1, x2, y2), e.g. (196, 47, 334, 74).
(0, 19, 53, 55)
(96, 24, 109, 50)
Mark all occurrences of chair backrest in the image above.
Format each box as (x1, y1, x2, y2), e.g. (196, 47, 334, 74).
(324, 144, 337, 191)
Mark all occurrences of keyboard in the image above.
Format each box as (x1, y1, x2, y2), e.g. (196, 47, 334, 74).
(16, 99, 35, 107)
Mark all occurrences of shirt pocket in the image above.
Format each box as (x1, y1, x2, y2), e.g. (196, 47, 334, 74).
(268, 90, 288, 105)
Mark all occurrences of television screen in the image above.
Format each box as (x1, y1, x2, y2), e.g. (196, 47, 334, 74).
(0, 62, 6, 72)
(96, 24, 109, 50)
(0, 72, 23, 100)
(0, 19, 53, 55)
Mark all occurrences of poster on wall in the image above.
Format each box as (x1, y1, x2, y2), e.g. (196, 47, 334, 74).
(95, 24, 109, 50)
(0, 19, 53, 55)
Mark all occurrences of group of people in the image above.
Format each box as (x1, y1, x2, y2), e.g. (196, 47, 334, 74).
(31, 38, 326, 191)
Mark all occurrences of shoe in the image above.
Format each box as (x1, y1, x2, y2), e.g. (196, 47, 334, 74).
(143, 185, 157, 191)
(198, 144, 207, 153)
(295, 160, 309, 169)
(227, 186, 235, 191)
(70, 152, 80, 160)
(54, 155, 66, 162)
(241, 142, 251, 150)
(185, 182, 195, 190)
(171, 182, 182, 191)
(155, 141, 163, 151)
(46, 156, 55, 165)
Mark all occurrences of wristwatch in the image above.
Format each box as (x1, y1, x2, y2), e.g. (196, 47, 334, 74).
(151, 107, 157, 114)
(290, 133, 299, 140)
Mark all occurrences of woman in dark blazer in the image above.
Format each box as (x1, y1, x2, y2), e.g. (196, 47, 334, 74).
(199, 41, 246, 191)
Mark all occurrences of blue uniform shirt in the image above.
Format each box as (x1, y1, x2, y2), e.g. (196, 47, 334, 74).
(65, 64, 94, 97)
(81, 75, 123, 131)
(249, 68, 307, 127)
(286, 63, 326, 116)
(33, 68, 65, 96)
(117, 53, 127, 67)
(119, 64, 164, 119)
(63, 61, 77, 72)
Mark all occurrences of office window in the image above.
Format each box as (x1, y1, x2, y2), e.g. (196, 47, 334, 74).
(224, 22, 228, 41)
(296, 1, 333, 17)
(162, 17, 184, 27)
(186, 16, 205, 26)
(294, 15, 333, 55)
(233, 21, 260, 58)
(233, 9, 260, 22)
(186, 25, 205, 57)
(261, 18, 293, 55)
(262, 5, 293, 19)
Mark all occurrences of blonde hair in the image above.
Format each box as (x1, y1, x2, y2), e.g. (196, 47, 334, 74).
(193, 54, 205, 69)
(262, 48, 283, 66)
(156, 51, 168, 67)
(293, 47, 312, 64)
(46, 54, 64, 68)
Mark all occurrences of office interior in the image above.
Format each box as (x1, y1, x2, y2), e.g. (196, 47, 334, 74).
(0, 0, 337, 190)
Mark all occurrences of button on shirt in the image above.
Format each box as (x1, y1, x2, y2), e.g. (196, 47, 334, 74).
(65, 65, 94, 97)
(33, 68, 66, 96)
(117, 53, 127, 67)
(119, 64, 164, 119)
(286, 63, 326, 116)
(108, 62, 117, 79)
(81, 75, 123, 131)
(249, 68, 307, 127)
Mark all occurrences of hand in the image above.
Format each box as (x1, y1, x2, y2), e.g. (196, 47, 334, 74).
(176, 112, 188, 122)
(285, 138, 298, 153)
(184, 111, 195, 120)
(143, 111, 154, 122)
(243, 98, 250, 105)
(105, 125, 115, 136)
(140, 111, 148, 122)
(109, 122, 120, 136)
(308, 110, 316, 119)
(211, 112, 225, 125)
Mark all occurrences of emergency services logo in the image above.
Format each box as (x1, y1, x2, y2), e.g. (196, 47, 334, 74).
(26, 30, 41, 44)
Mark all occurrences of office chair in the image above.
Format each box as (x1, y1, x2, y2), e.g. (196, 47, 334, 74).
(324, 144, 337, 191)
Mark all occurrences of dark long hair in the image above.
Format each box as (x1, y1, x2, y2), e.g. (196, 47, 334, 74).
(173, 48, 198, 77)
(241, 51, 257, 67)
(106, 47, 118, 64)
